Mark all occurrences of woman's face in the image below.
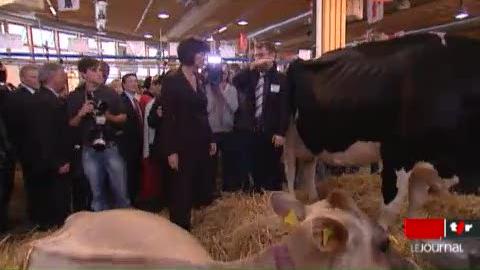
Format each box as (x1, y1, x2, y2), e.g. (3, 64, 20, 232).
(194, 52, 205, 69)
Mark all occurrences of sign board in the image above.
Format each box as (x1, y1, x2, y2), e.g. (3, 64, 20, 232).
(126, 41, 146, 57)
(219, 44, 236, 58)
(298, 49, 312, 60)
(347, 0, 363, 21)
(0, 33, 23, 49)
(367, 0, 384, 24)
(0, 0, 43, 9)
(58, 0, 80, 11)
(169, 42, 179, 57)
(68, 38, 89, 53)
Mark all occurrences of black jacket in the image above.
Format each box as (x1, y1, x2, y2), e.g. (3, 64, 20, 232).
(119, 92, 143, 159)
(0, 116, 13, 170)
(160, 69, 213, 156)
(232, 63, 290, 136)
(147, 98, 164, 159)
(29, 87, 71, 175)
(2, 85, 36, 165)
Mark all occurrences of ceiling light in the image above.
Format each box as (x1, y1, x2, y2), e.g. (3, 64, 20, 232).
(207, 54, 222, 64)
(158, 12, 170, 19)
(455, 0, 469, 20)
(218, 26, 228, 33)
(237, 20, 248, 26)
(144, 33, 153, 39)
(455, 8, 469, 19)
(274, 41, 282, 46)
(206, 36, 214, 42)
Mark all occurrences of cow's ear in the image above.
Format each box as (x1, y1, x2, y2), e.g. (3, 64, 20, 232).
(270, 192, 306, 222)
(327, 189, 362, 218)
(312, 217, 348, 252)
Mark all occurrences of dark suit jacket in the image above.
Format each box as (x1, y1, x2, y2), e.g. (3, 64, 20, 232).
(119, 92, 143, 160)
(160, 69, 213, 157)
(232, 63, 290, 136)
(29, 87, 71, 175)
(2, 85, 36, 166)
(147, 98, 164, 159)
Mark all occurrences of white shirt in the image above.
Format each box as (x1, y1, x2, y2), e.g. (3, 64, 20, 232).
(45, 86, 59, 98)
(20, 83, 35, 94)
(125, 90, 138, 110)
(143, 98, 156, 159)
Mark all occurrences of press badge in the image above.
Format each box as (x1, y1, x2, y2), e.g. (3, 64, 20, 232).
(271, 84, 280, 93)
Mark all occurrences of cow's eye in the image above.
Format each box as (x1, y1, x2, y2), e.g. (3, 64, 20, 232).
(379, 239, 389, 253)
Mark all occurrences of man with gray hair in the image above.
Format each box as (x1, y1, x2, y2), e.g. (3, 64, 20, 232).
(1, 64, 39, 231)
(28, 62, 72, 230)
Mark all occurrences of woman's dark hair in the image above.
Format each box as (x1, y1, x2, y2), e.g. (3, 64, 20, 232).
(177, 38, 210, 66)
(143, 76, 152, 89)
(0, 70, 6, 83)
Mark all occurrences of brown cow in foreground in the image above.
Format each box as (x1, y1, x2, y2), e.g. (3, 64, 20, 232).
(26, 190, 417, 270)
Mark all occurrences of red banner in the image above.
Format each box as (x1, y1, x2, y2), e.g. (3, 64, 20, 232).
(404, 218, 445, 240)
(238, 32, 248, 54)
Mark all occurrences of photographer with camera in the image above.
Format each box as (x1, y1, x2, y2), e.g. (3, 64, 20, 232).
(67, 57, 130, 211)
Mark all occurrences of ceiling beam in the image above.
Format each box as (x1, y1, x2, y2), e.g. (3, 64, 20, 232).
(248, 11, 311, 39)
(166, 0, 230, 40)
(134, 0, 155, 33)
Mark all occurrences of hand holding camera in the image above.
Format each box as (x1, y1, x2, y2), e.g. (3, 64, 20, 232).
(85, 92, 109, 151)
(78, 101, 94, 118)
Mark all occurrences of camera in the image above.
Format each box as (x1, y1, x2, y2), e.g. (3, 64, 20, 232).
(86, 92, 109, 151)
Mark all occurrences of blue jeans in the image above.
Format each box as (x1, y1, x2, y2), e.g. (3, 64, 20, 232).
(82, 145, 130, 211)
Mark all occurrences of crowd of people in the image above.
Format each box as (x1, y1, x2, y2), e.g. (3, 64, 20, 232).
(0, 38, 292, 232)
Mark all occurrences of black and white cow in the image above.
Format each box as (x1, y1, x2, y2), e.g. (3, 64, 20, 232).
(286, 33, 480, 228)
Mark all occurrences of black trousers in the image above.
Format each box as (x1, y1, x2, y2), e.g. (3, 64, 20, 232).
(24, 170, 71, 230)
(213, 132, 241, 192)
(71, 147, 91, 212)
(0, 159, 15, 232)
(252, 132, 284, 191)
(167, 148, 214, 231)
(125, 154, 141, 205)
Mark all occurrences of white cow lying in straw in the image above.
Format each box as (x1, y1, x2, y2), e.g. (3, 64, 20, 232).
(26, 190, 418, 270)
(284, 120, 381, 201)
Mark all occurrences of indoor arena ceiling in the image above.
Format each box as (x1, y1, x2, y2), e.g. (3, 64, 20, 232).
(1, 0, 480, 53)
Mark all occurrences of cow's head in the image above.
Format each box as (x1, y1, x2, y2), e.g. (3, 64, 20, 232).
(270, 190, 418, 269)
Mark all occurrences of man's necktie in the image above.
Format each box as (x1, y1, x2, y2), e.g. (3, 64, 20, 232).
(255, 75, 265, 120)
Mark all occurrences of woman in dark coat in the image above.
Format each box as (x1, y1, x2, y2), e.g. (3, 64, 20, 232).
(160, 38, 216, 231)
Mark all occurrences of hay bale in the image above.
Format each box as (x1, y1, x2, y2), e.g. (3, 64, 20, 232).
(2, 171, 479, 269)
(0, 231, 51, 269)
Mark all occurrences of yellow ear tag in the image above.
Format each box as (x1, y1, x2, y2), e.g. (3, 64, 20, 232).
(284, 209, 299, 226)
(322, 227, 334, 247)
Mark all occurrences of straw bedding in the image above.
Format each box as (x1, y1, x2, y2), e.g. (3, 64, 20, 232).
(1, 172, 479, 269)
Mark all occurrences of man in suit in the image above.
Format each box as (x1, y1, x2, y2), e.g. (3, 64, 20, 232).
(233, 41, 290, 192)
(1, 64, 39, 231)
(119, 73, 143, 204)
(29, 63, 71, 230)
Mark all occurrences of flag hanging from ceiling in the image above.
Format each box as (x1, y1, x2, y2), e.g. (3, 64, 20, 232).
(238, 33, 248, 54)
(58, 0, 80, 11)
(367, 0, 384, 24)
